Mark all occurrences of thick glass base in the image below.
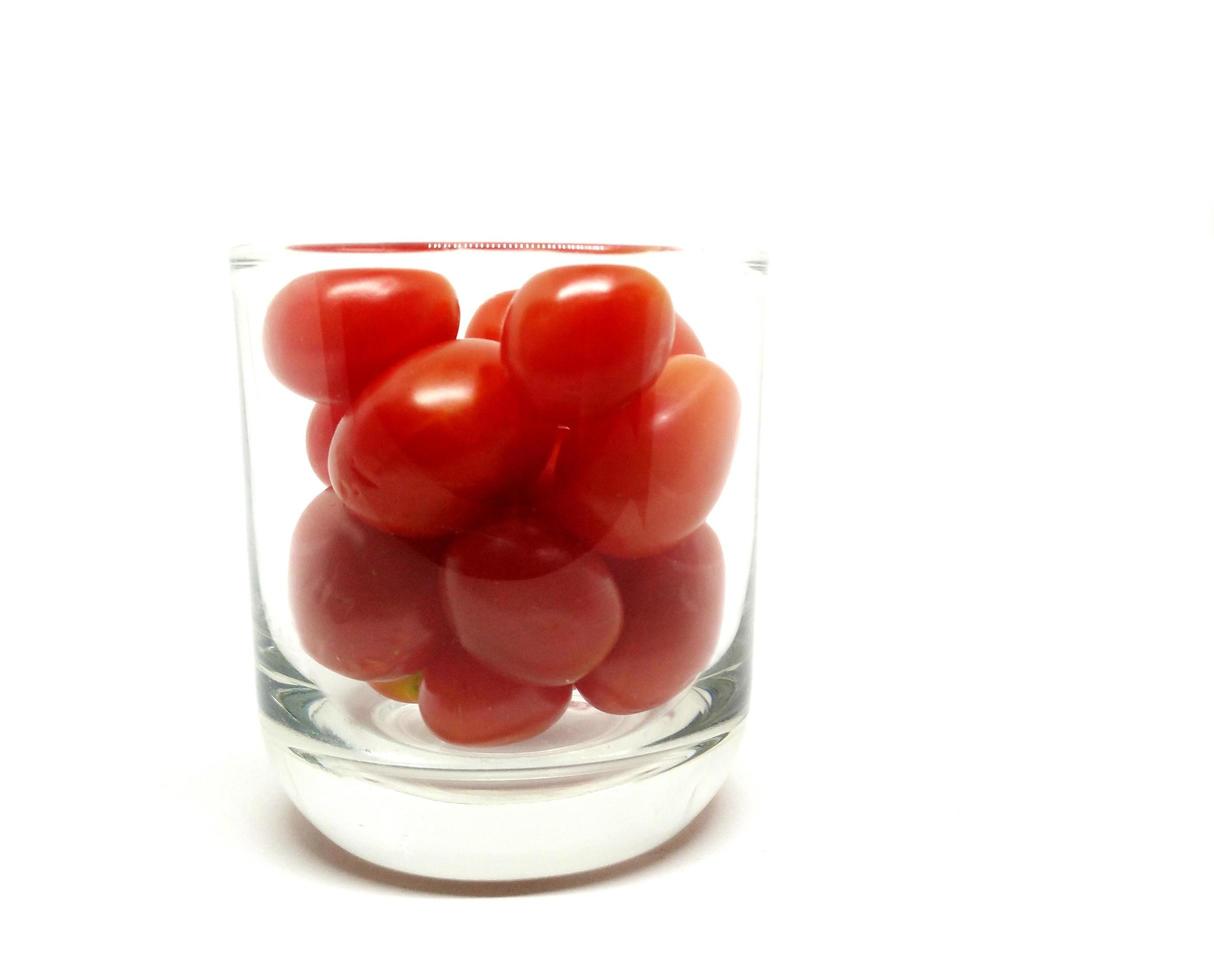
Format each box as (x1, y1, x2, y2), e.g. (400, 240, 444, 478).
(265, 714, 743, 880)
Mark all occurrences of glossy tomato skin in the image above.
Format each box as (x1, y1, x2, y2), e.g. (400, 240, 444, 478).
(288, 490, 448, 681)
(441, 516, 623, 686)
(502, 265, 674, 422)
(264, 268, 459, 404)
(549, 355, 741, 558)
(670, 314, 705, 357)
(305, 402, 343, 485)
(577, 525, 725, 714)
(420, 648, 572, 745)
(465, 289, 515, 341)
(329, 339, 556, 537)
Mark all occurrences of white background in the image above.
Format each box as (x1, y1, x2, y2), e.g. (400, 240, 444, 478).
(4, 2, 1213, 976)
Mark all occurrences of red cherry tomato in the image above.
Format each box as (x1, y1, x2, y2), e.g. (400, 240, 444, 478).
(420, 648, 572, 745)
(577, 524, 724, 714)
(442, 516, 623, 686)
(502, 264, 674, 421)
(670, 314, 705, 357)
(465, 289, 515, 341)
(264, 268, 459, 404)
(289, 490, 448, 681)
(305, 402, 343, 485)
(329, 339, 556, 537)
(549, 355, 740, 557)
(370, 673, 423, 703)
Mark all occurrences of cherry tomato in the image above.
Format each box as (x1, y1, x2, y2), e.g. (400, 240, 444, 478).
(670, 314, 705, 357)
(502, 264, 674, 421)
(577, 524, 724, 714)
(289, 490, 448, 681)
(441, 516, 622, 686)
(305, 402, 343, 485)
(329, 339, 556, 537)
(370, 673, 423, 703)
(465, 289, 515, 341)
(264, 268, 459, 404)
(420, 648, 572, 745)
(549, 355, 740, 557)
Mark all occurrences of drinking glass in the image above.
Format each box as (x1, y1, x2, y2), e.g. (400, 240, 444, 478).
(231, 241, 765, 879)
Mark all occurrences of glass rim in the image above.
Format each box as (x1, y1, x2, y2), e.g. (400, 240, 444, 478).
(229, 240, 769, 270)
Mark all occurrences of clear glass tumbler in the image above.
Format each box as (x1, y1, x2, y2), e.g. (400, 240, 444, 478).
(231, 242, 765, 879)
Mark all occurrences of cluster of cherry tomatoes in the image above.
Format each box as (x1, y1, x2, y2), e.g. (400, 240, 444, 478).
(266, 263, 740, 745)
